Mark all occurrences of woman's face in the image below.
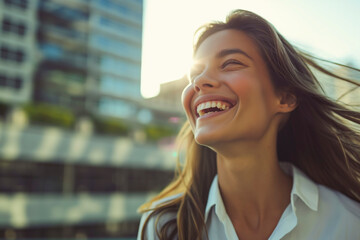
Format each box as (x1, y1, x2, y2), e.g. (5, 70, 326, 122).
(182, 29, 282, 147)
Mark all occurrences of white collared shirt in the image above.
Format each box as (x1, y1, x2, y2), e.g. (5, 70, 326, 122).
(138, 163, 360, 239)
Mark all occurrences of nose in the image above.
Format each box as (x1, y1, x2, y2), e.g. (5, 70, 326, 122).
(193, 72, 220, 92)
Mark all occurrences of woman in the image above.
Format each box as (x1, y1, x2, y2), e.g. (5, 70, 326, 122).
(138, 9, 360, 240)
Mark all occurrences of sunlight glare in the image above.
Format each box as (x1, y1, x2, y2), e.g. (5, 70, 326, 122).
(141, 0, 360, 99)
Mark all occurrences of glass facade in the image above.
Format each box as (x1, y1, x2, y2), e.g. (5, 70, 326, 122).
(98, 97, 137, 118)
(99, 75, 141, 99)
(100, 56, 140, 80)
(94, 0, 142, 24)
(88, 0, 143, 119)
(0, 0, 155, 238)
(93, 15, 142, 42)
(90, 34, 141, 61)
(3, 0, 29, 10)
(39, 43, 87, 66)
(35, 0, 143, 119)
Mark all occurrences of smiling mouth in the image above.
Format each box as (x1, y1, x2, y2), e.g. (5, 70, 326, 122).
(196, 100, 233, 117)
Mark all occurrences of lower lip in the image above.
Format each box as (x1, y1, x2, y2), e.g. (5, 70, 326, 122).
(196, 108, 232, 120)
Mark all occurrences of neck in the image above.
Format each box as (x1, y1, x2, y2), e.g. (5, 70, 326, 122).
(217, 152, 291, 210)
(214, 130, 292, 231)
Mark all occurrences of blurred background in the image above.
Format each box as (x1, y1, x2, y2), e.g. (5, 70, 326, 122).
(0, 0, 358, 239)
(0, 0, 185, 239)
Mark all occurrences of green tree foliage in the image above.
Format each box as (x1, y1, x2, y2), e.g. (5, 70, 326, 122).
(144, 124, 177, 141)
(93, 117, 129, 136)
(22, 103, 75, 128)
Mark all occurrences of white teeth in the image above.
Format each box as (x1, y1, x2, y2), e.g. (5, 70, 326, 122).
(196, 100, 231, 117)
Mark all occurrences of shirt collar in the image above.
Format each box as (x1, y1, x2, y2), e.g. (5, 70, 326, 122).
(205, 175, 229, 222)
(204, 162, 319, 222)
(281, 162, 319, 212)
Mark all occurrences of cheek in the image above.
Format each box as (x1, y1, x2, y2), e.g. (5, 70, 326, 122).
(230, 78, 255, 100)
(231, 76, 272, 118)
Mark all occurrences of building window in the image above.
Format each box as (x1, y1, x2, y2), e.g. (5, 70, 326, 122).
(100, 56, 140, 80)
(99, 75, 140, 98)
(96, 0, 142, 23)
(96, 16, 142, 41)
(18, 23, 26, 36)
(0, 74, 6, 87)
(90, 34, 141, 61)
(2, 17, 27, 36)
(4, 0, 29, 10)
(40, 1, 88, 22)
(98, 97, 137, 118)
(39, 43, 87, 66)
(15, 50, 24, 62)
(0, 73, 23, 90)
(2, 18, 11, 32)
(0, 46, 26, 63)
(0, 47, 11, 60)
(12, 77, 23, 89)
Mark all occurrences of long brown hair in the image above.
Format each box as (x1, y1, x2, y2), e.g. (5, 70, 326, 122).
(139, 9, 360, 240)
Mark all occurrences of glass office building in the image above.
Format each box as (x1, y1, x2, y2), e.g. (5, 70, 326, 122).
(0, 0, 178, 239)
(0, 0, 38, 105)
(36, 0, 143, 120)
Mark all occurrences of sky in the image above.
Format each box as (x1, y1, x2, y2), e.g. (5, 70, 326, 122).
(141, 0, 360, 98)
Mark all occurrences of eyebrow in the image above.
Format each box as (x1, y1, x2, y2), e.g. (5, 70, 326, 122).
(215, 48, 253, 60)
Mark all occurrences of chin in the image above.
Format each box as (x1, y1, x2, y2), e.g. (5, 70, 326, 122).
(194, 130, 220, 148)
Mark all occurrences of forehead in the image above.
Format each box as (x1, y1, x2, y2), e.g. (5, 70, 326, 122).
(194, 29, 261, 60)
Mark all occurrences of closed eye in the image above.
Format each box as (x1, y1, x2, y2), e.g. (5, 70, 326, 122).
(221, 59, 246, 69)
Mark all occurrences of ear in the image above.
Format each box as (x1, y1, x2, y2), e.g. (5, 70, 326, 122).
(277, 91, 297, 113)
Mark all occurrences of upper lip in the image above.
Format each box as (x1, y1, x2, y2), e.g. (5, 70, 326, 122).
(192, 95, 236, 115)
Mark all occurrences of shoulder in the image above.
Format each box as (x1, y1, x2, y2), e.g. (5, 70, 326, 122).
(293, 184, 360, 239)
(137, 194, 182, 240)
(151, 193, 183, 207)
(318, 184, 360, 219)
(288, 162, 360, 220)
